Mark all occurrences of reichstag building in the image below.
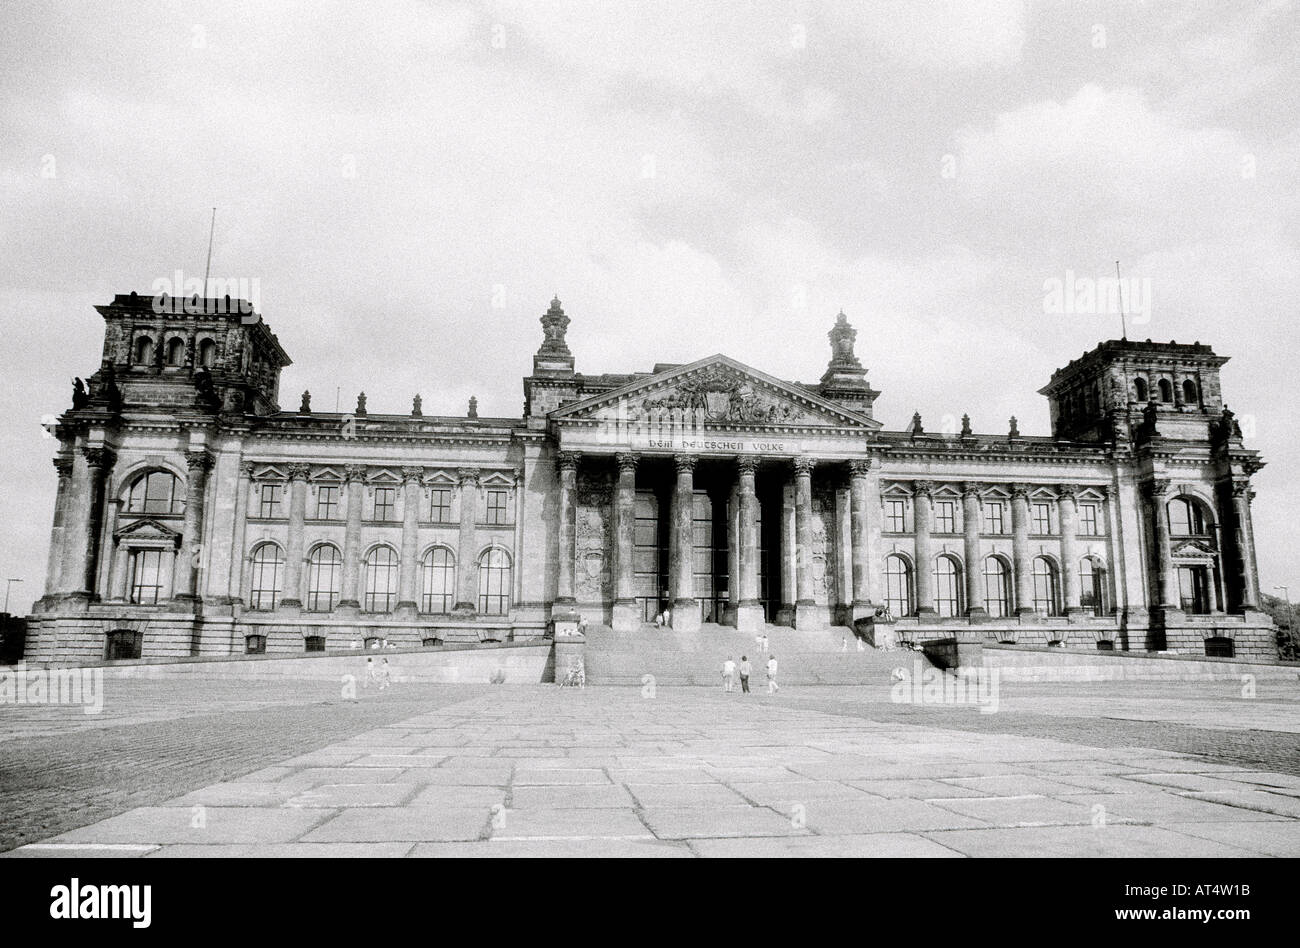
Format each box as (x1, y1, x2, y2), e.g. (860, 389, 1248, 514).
(28, 291, 1276, 661)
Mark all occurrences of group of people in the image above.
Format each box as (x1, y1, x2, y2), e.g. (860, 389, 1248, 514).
(363, 656, 393, 690)
(721, 654, 779, 694)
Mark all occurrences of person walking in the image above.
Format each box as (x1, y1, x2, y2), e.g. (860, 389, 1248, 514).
(767, 654, 779, 694)
(721, 656, 736, 693)
(378, 657, 392, 690)
(364, 656, 377, 688)
(760, 633, 770, 654)
(738, 655, 751, 693)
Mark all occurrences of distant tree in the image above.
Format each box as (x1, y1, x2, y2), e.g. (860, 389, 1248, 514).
(1260, 594, 1300, 662)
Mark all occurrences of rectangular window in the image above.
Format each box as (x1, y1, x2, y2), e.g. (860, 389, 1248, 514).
(934, 500, 958, 534)
(129, 549, 167, 604)
(258, 483, 283, 518)
(884, 500, 907, 533)
(1031, 502, 1056, 535)
(1178, 565, 1212, 614)
(372, 487, 397, 521)
(314, 485, 339, 520)
(1079, 503, 1100, 536)
(983, 502, 1005, 535)
(485, 490, 509, 525)
(429, 488, 452, 523)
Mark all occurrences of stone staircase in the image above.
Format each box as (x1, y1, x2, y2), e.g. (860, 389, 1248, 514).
(582, 622, 931, 686)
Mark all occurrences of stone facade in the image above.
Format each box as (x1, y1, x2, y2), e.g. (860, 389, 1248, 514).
(29, 292, 1277, 662)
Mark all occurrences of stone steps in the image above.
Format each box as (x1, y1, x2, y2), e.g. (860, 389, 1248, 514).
(582, 622, 929, 685)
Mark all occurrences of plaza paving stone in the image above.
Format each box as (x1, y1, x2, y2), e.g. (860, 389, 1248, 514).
(3, 678, 1299, 857)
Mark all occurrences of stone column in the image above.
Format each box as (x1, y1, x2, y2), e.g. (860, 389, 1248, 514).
(173, 450, 214, 601)
(723, 480, 740, 627)
(1059, 486, 1082, 613)
(611, 453, 640, 632)
(44, 457, 72, 596)
(1230, 481, 1260, 610)
(776, 481, 796, 626)
(554, 452, 579, 607)
(62, 446, 115, 598)
(279, 464, 309, 611)
(1010, 484, 1034, 615)
(396, 467, 423, 617)
(669, 454, 700, 631)
(337, 465, 365, 614)
(736, 456, 764, 632)
(452, 468, 480, 614)
(793, 457, 821, 629)
(961, 482, 986, 617)
(913, 480, 935, 615)
(229, 462, 253, 605)
(1145, 479, 1177, 608)
(849, 460, 873, 621)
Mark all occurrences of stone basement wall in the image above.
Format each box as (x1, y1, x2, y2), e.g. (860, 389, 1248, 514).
(984, 645, 1297, 681)
(901, 620, 1276, 661)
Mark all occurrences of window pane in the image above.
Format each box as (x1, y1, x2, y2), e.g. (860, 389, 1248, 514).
(478, 549, 511, 615)
(983, 502, 1004, 534)
(420, 548, 455, 614)
(129, 549, 167, 604)
(306, 546, 341, 612)
(315, 485, 339, 519)
(429, 488, 452, 523)
(249, 544, 284, 610)
(983, 558, 1009, 617)
(934, 557, 960, 616)
(363, 547, 399, 612)
(884, 555, 910, 616)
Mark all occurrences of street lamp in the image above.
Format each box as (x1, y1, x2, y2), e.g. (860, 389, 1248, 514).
(3, 579, 21, 614)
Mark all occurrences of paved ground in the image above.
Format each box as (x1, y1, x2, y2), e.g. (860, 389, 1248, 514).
(2, 677, 1299, 857)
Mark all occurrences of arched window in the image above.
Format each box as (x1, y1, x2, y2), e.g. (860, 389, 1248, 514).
(165, 337, 186, 366)
(884, 554, 912, 618)
(126, 470, 185, 515)
(305, 544, 342, 612)
(128, 549, 167, 604)
(197, 338, 217, 368)
(133, 335, 154, 365)
(420, 547, 455, 614)
(1168, 497, 1207, 536)
(1158, 378, 1173, 402)
(363, 546, 399, 613)
(983, 556, 1011, 617)
(1182, 378, 1198, 405)
(248, 543, 284, 610)
(933, 555, 962, 617)
(105, 629, 143, 660)
(477, 548, 512, 615)
(1079, 557, 1105, 616)
(1134, 377, 1148, 402)
(1031, 557, 1060, 616)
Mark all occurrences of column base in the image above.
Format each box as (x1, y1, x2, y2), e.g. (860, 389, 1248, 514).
(964, 605, 990, 624)
(774, 604, 795, 627)
(336, 600, 360, 619)
(394, 601, 419, 620)
(794, 600, 823, 630)
(850, 600, 876, 624)
(735, 601, 765, 633)
(451, 602, 477, 618)
(611, 599, 640, 633)
(671, 598, 700, 632)
(720, 602, 739, 627)
(277, 599, 303, 616)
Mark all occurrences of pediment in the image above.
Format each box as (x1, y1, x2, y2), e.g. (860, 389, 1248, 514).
(1170, 538, 1217, 558)
(551, 355, 879, 430)
(114, 518, 182, 543)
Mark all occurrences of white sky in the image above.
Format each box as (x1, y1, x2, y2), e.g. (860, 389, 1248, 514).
(1, 0, 1298, 613)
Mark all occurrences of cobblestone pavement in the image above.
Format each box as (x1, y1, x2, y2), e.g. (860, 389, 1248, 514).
(3, 678, 1298, 857)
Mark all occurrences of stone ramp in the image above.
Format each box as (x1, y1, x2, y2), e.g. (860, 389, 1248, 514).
(583, 623, 928, 685)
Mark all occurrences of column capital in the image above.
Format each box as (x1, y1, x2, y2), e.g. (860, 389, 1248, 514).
(1230, 478, 1252, 498)
(53, 457, 73, 479)
(736, 456, 759, 476)
(791, 456, 814, 476)
(238, 460, 256, 479)
(615, 452, 639, 474)
(556, 451, 581, 473)
(400, 466, 425, 484)
(185, 449, 215, 474)
(848, 458, 872, 477)
(674, 454, 698, 475)
(1009, 482, 1031, 500)
(1056, 484, 1077, 501)
(912, 479, 932, 498)
(960, 481, 982, 498)
(286, 463, 311, 481)
(457, 467, 480, 486)
(1143, 478, 1170, 499)
(81, 445, 116, 469)
(343, 464, 367, 484)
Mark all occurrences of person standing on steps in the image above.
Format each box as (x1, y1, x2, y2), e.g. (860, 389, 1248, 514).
(738, 655, 751, 693)
(767, 654, 779, 694)
(722, 656, 736, 693)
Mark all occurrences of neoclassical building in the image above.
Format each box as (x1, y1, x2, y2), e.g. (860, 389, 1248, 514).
(28, 290, 1276, 661)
